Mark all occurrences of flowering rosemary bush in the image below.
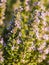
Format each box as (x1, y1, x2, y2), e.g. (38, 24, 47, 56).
(0, 0, 49, 65)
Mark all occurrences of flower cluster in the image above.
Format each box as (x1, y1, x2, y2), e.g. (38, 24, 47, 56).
(0, 0, 49, 65)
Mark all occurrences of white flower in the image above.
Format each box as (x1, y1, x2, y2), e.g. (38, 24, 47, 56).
(25, 0, 29, 5)
(19, 6, 23, 12)
(37, 2, 41, 6)
(0, 38, 3, 45)
(42, 54, 46, 60)
(15, 20, 21, 29)
(44, 48, 49, 54)
(40, 5, 46, 10)
(11, 45, 15, 50)
(0, 20, 3, 26)
(38, 42, 46, 51)
(36, 31, 40, 39)
(41, 12, 46, 17)
(43, 34, 49, 40)
(39, 50, 43, 53)
(1, 0, 6, 2)
(41, 12, 46, 20)
(42, 42, 46, 46)
(0, 57, 4, 62)
(17, 38, 21, 44)
(34, 17, 40, 24)
(30, 44, 35, 51)
(43, 21, 47, 26)
(38, 59, 43, 63)
(28, 42, 36, 51)
(21, 59, 25, 63)
(19, 32, 22, 37)
(25, 5, 30, 11)
(46, 11, 49, 16)
(45, 27, 49, 32)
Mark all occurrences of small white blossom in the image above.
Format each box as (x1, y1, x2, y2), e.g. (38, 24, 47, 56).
(38, 58, 43, 63)
(1, 0, 6, 2)
(19, 6, 23, 12)
(44, 48, 49, 54)
(38, 42, 46, 51)
(36, 31, 40, 39)
(0, 20, 3, 25)
(43, 34, 49, 40)
(40, 54, 46, 60)
(41, 12, 46, 20)
(42, 55, 46, 60)
(40, 5, 46, 10)
(21, 59, 25, 64)
(19, 32, 22, 37)
(46, 11, 49, 16)
(34, 17, 40, 24)
(25, 5, 30, 11)
(39, 50, 43, 53)
(0, 38, 3, 45)
(30, 44, 35, 51)
(0, 57, 4, 62)
(17, 38, 21, 44)
(15, 20, 21, 29)
(43, 21, 47, 26)
(37, 2, 41, 6)
(11, 45, 15, 50)
(45, 27, 49, 32)
(25, 0, 29, 5)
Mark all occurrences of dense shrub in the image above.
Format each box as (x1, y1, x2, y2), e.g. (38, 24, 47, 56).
(0, 0, 49, 65)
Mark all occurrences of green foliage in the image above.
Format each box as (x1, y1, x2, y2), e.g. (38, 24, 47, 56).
(0, 0, 49, 65)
